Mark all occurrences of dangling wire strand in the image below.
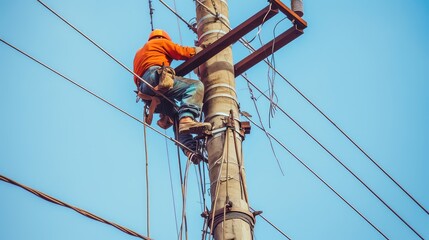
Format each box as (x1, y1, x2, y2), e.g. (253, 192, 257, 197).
(164, 130, 180, 235)
(266, 17, 287, 127)
(245, 73, 284, 175)
(190, 1, 429, 216)
(143, 114, 151, 238)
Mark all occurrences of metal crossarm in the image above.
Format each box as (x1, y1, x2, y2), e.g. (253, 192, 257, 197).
(174, 0, 307, 77)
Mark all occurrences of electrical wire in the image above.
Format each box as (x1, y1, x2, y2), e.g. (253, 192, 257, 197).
(28, 0, 427, 237)
(192, 0, 428, 216)
(0, 38, 194, 155)
(241, 117, 390, 240)
(164, 130, 180, 235)
(249, 207, 291, 240)
(245, 73, 284, 175)
(36, 0, 178, 110)
(242, 74, 424, 239)
(0, 174, 151, 240)
(143, 119, 151, 238)
(159, 0, 197, 33)
(159, 0, 387, 239)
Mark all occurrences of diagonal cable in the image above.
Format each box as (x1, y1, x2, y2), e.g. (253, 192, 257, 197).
(36, 0, 177, 110)
(0, 38, 193, 155)
(0, 174, 151, 240)
(242, 74, 424, 239)
(241, 117, 389, 240)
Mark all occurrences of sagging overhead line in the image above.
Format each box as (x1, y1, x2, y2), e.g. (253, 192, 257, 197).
(0, 174, 151, 240)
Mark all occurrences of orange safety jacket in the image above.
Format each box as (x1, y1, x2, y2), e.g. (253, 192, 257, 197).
(133, 38, 196, 86)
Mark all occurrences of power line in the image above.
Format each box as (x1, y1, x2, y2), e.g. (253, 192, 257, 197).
(36, 0, 178, 110)
(143, 119, 151, 238)
(241, 116, 390, 240)
(26, 0, 426, 237)
(249, 207, 291, 240)
(241, 75, 424, 239)
(0, 174, 151, 240)
(193, 0, 428, 216)
(0, 38, 193, 155)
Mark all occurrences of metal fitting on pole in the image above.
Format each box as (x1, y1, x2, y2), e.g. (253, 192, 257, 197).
(291, 0, 303, 17)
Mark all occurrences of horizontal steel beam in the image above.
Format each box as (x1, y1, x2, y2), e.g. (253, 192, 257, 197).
(234, 25, 303, 77)
(175, 6, 279, 76)
(175, 0, 307, 77)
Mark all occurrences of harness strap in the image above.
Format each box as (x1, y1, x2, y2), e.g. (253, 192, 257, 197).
(137, 91, 161, 125)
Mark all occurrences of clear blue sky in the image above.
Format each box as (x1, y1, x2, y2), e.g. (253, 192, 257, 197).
(1, 0, 428, 239)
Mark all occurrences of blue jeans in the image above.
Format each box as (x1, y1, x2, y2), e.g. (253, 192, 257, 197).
(139, 66, 204, 152)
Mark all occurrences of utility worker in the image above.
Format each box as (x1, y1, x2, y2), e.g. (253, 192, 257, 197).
(133, 29, 211, 163)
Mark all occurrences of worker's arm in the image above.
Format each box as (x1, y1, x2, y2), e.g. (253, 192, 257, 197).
(164, 41, 197, 60)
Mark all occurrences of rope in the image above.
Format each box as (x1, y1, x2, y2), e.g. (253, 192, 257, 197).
(0, 174, 151, 240)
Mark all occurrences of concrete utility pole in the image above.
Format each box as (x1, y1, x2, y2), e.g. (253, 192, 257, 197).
(196, 0, 254, 239)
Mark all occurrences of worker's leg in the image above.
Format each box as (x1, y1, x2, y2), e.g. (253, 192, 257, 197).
(138, 66, 161, 96)
(164, 76, 211, 134)
(164, 76, 204, 119)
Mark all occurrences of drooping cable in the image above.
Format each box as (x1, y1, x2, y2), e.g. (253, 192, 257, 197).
(164, 130, 180, 235)
(0, 175, 151, 240)
(179, 157, 192, 240)
(266, 16, 287, 127)
(240, 117, 389, 240)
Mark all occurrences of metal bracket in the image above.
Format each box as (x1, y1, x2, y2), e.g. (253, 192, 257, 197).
(175, 0, 307, 77)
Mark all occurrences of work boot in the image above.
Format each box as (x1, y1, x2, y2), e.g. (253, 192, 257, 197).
(179, 121, 211, 135)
